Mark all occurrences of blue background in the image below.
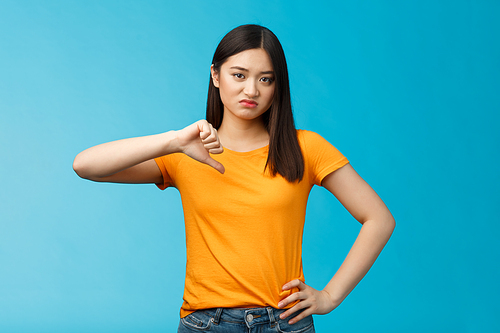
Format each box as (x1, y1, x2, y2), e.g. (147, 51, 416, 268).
(1, 1, 499, 332)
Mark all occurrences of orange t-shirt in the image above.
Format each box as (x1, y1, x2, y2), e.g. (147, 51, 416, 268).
(154, 130, 349, 317)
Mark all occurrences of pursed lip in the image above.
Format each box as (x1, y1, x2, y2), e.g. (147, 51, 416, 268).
(239, 99, 258, 107)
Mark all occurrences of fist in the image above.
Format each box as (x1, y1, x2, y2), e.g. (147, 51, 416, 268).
(176, 120, 225, 174)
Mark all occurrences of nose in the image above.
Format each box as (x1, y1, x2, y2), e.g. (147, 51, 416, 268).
(243, 79, 259, 98)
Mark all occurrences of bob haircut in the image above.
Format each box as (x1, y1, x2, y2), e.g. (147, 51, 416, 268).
(206, 24, 304, 182)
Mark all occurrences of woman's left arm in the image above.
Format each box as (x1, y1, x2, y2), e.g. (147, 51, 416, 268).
(278, 163, 395, 324)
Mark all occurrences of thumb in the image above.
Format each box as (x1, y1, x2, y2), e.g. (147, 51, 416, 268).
(205, 156, 225, 174)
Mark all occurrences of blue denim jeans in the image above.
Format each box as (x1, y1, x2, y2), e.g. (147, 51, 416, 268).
(177, 307, 315, 333)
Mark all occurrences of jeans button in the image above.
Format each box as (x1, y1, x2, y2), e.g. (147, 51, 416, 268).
(246, 314, 254, 322)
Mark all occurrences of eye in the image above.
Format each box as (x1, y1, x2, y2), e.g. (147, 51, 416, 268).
(233, 73, 245, 79)
(260, 77, 274, 84)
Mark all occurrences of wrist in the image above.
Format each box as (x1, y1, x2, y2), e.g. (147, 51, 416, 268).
(322, 288, 345, 308)
(160, 130, 182, 155)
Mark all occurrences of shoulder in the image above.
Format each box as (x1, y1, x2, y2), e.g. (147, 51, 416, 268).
(296, 129, 349, 185)
(296, 129, 333, 149)
(154, 152, 186, 178)
(156, 152, 186, 165)
(296, 128, 348, 163)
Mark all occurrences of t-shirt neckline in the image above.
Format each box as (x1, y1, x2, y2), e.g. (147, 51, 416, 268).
(222, 144, 269, 156)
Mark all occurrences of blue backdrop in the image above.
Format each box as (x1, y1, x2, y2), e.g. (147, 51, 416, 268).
(1, 1, 499, 332)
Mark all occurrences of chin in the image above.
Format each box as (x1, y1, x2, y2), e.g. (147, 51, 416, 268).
(239, 111, 266, 121)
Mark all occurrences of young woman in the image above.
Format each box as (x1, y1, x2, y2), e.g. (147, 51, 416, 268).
(73, 24, 395, 333)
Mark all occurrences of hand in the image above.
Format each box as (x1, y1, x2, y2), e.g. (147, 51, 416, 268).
(278, 279, 339, 324)
(175, 120, 225, 174)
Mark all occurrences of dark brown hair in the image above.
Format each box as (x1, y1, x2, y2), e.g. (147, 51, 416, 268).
(207, 24, 304, 182)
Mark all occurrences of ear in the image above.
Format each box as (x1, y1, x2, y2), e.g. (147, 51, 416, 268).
(211, 65, 219, 88)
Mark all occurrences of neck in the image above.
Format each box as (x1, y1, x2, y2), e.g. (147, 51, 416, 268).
(217, 114, 270, 152)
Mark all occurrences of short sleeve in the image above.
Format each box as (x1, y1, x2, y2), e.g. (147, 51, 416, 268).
(154, 154, 178, 190)
(299, 130, 349, 186)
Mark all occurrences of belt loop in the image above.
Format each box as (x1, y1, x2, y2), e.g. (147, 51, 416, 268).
(267, 307, 277, 328)
(213, 308, 223, 325)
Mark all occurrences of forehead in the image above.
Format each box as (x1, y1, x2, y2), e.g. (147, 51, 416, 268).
(222, 48, 273, 71)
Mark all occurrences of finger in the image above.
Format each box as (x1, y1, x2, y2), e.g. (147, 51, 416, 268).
(282, 279, 304, 291)
(198, 121, 212, 140)
(204, 141, 222, 149)
(278, 292, 304, 308)
(287, 308, 313, 325)
(208, 147, 224, 154)
(279, 302, 306, 320)
(201, 131, 217, 143)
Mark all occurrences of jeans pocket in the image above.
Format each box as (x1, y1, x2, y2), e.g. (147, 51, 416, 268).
(180, 310, 214, 331)
(276, 313, 314, 333)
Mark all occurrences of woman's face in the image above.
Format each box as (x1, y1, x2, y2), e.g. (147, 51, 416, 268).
(211, 48, 275, 124)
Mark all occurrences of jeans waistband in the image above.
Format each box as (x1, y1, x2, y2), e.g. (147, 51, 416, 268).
(204, 307, 283, 328)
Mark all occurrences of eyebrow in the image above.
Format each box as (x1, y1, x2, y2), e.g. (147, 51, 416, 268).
(229, 66, 274, 75)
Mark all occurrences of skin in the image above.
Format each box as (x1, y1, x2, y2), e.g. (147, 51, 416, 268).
(73, 47, 395, 325)
(211, 48, 275, 151)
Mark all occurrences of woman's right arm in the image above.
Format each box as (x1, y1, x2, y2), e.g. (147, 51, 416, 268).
(73, 120, 224, 184)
